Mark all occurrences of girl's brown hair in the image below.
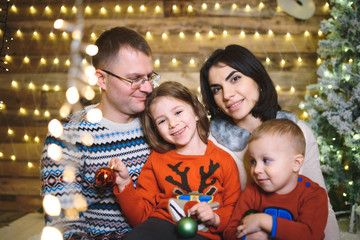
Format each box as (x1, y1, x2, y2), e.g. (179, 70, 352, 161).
(141, 81, 209, 153)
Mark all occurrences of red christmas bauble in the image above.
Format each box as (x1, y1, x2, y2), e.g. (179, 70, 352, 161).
(95, 167, 116, 188)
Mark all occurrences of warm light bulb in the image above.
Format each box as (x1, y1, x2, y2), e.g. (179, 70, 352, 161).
(161, 32, 168, 39)
(172, 58, 177, 64)
(240, 31, 245, 38)
(19, 107, 27, 115)
(41, 226, 63, 240)
(43, 195, 61, 216)
(84, 86, 95, 100)
(85, 44, 98, 56)
(208, 30, 214, 37)
(88, 75, 98, 85)
(48, 143, 62, 161)
(66, 87, 80, 104)
(254, 31, 260, 38)
(8, 128, 14, 135)
(54, 19, 64, 29)
(298, 57, 302, 62)
(115, 5, 121, 12)
(72, 6, 77, 13)
(259, 2, 264, 9)
(290, 86, 295, 93)
(231, 4, 237, 10)
(34, 136, 40, 143)
(179, 32, 185, 38)
(48, 119, 63, 138)
(53, 58, 59, 64)
(155, 5, 160, 12)
(127, 5, 133, 13)
(60, 5, 66, 13)
(42, 84, 49, 91)
(34, 109, 40, 116)
(202, 3, 207, 10)
(100, 7, 106, 15)
(28, 162, 33, 167)
(189, 58, 195, 65)
(16, 29, 22, 37)
(268, 29, 273, 35)
(85, 6, 91, 14)
(195, 32, 200, 38)
(187, 5, 193, 12)
(24, 56, 30, 63)
(11, 80, 18, 88)
(29, 82, 36, 90)
(266, 57, 270, 63)
(87, 108, 103, 123)
(140, 5, 145, 12)
(245, 4, 251, 12)
(304, 30, 310, 37)
(318, 30, 323, 36)
(11, 155, 16, 161)
(214, 3, 220, 10)
(275, 85, 281, 91)
(154, 59, 160, 66)
(281, 59, 286, 65)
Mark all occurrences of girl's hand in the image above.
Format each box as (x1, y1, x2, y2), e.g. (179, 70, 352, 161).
(109, 158, 131, 192)
(189, 202, 220, 227)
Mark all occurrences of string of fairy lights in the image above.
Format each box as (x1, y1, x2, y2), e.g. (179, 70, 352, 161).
(2, 1, 355, 238)
(1, 1, 338, 170)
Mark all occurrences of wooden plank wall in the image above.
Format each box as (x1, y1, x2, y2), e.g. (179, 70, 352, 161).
(0, 0, 330, 215)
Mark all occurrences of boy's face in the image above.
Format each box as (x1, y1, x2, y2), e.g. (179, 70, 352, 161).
(247, 134, 304, 195)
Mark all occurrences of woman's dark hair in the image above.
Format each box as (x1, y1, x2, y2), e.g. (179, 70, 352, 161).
(200, 44, 280, 122)
(141, 81, 210, 153)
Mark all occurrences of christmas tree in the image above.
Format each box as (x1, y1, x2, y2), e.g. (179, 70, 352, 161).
(301, 0, 360, 213)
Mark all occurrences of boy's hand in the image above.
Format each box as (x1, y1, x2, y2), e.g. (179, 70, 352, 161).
(109, 158, 131, 192)
(189, 202, 220, 228)
(236, 213, 272, 238)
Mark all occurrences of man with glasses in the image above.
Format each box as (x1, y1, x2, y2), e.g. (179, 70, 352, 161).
(41, 27, 158, 239)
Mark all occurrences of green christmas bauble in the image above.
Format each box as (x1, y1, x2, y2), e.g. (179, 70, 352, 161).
(176, 217, 198, 239)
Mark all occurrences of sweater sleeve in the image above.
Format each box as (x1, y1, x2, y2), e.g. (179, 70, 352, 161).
(275, 186, 328, 240)
(212, 153, 242, 232)
(223, 184, 256, 240)
(114, 154, 160, 226)
(297, 121, 340, 240)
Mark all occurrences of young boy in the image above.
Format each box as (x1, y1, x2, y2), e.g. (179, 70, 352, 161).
(223, 119, 328, 240)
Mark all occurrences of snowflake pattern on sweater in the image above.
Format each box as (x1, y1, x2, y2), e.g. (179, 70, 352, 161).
(40, 105, 150, 240)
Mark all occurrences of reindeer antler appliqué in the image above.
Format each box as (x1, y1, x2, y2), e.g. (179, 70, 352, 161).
(165, 160, 220, 195)
(165, 162, 192, 194)
(199, 159, 220, 194)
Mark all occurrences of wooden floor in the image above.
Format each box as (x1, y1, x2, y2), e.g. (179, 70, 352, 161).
(0, 212, 359, 240)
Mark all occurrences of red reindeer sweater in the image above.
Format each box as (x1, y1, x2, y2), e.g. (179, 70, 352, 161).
(114, 140, 241, 240)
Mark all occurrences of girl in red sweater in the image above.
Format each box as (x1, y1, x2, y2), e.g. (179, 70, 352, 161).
(111, 81, 241, 240)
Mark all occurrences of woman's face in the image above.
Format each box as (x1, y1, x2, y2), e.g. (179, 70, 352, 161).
(208, 63, 260, 124)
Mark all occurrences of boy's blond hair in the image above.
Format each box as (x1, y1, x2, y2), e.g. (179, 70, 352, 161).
(249, 119, 306, 155)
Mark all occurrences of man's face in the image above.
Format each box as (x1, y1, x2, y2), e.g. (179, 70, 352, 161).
(98, 47, 154, 123)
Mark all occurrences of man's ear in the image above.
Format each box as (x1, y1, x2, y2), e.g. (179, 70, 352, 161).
(96, 69, 106, 91)
(293, 154, 304, 173)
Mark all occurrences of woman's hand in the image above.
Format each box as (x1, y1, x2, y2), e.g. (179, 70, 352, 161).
(109, 158, 131, 192)
(189, 202, 220, 228)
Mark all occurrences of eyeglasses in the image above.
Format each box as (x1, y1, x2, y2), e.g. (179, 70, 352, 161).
(101, 69, 160, 89)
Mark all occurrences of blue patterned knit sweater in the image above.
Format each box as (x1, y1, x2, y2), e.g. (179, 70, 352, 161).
(40, 105, 150, 240)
